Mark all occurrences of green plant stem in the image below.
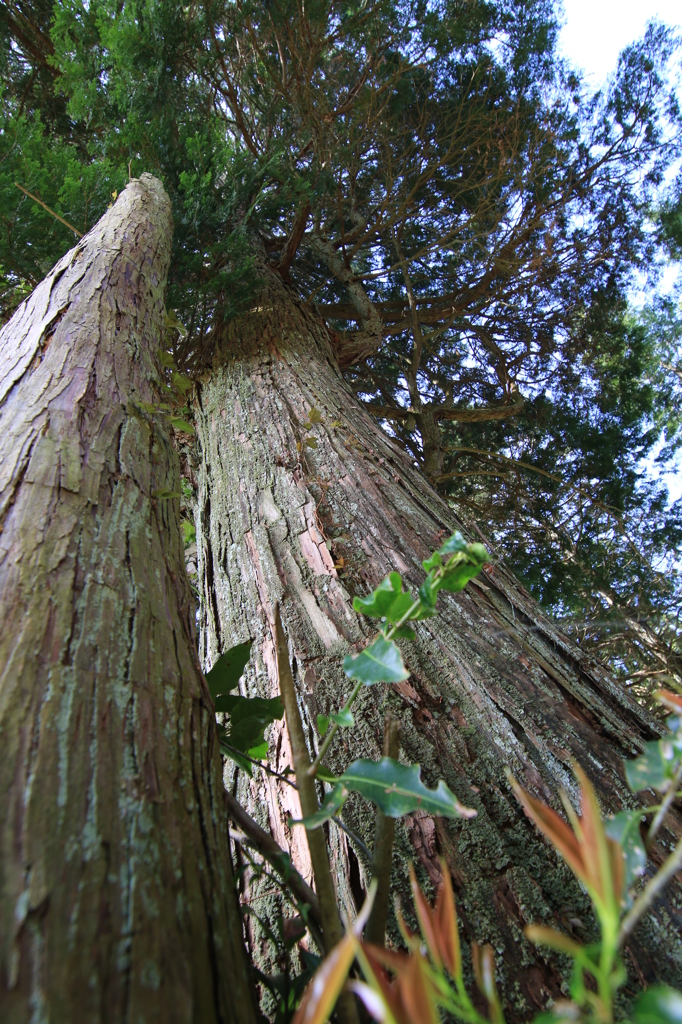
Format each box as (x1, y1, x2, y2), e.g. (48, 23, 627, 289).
(274, 604, 360, 1024)
(364, 714, 400, 946)
(646, 761, 682, 851)
(308, 594, 423, 778)
(618, 835, 682, 946)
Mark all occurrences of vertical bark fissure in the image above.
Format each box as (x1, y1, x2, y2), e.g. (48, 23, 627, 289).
(195, 268, 681, 1019)
(0, 176, 256, 1024)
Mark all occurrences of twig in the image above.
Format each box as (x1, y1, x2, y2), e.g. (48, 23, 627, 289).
(275, 603, 361, 1024)
(618, 836, 682, 945)
(224, 789, 320, 925)
(364, 714, 400, 946)
(14, 182, 83, 237)
(221, 741, 298, 788)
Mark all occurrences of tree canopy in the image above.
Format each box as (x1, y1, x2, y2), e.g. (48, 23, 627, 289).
(1, 0, 681, 694)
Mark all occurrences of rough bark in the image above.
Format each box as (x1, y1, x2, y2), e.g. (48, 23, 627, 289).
(0, 176, 256, 1024)
(195, 267, 682, 1019)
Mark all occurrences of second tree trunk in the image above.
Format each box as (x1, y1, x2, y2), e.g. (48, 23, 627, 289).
(194, 269, 682, 1018)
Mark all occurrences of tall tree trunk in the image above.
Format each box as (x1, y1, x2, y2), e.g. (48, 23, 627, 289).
(195, 268, 682, 1018)
(0, 176, 256, 1024)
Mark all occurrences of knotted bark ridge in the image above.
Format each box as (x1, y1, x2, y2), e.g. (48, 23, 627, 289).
(0, 175, 256, 1024)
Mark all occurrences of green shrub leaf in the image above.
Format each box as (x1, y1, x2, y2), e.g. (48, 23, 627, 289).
(339, 757, 477, 819)
(206, 640, 253, 700)
(342, 635, 409, 685)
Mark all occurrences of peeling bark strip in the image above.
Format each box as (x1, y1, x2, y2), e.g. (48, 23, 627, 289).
(0, 176, 256, 1024)
(195, 267, 682, 1020)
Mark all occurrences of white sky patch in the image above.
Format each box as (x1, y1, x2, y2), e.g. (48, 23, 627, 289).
(558, 0, 681, 87)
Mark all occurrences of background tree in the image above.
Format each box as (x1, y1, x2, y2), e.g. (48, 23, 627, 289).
(2, 0, 682, 1017)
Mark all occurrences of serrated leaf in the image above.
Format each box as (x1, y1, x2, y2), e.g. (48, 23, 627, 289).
(605, 810, 647, 888)
(632, 986, 682, 1024)
(159, 349, 175, 368)
(343, 635, 409, 685)
(171, 370, 193, 395)
(352, 573, 420, 626)
(206, 640, 253, 700)
(292, 784, 348, 829)
(339, 758, 477, 819)
(353, 572, 404, 618)
(625, 741, 676, 792)
(169, 416, 195, 435)
(439, 560, 486, 593)
(308, 407, 323, 423)
(304, 437, 318, 449)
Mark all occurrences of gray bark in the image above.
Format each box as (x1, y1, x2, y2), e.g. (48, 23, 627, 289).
(195, 267, 682, 1020)
(0, 176, 256, 1024)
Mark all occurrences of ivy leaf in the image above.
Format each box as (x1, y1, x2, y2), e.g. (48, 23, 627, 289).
(218, 695, 283, 775)
(292, 784, 348, 829)
(343, 635, 409, 685)
(352, 572, 405, 618)
(339, 758, 477, 819)
(171, 370, 193, 395)
(605, 810, 647, 889)
(632, 986, 682, 1024)
(206, 640, 253, 701)
(439, 560, 486, 593)
(169, 416, 195, 435)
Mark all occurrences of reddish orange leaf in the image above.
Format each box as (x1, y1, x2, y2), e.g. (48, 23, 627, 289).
(656, 689, 682, 714)
(409, 864, 443, 968)
(509, 777, 588, 887)
(434, 862, 461, 978)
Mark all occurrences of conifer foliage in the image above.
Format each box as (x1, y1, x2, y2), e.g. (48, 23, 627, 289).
(1, 3, 681, 680)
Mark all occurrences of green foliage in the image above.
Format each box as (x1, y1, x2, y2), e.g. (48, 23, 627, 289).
(207, 640, 284, 775)
(624, 711, 682, 793)
(342, 634, 410, 686)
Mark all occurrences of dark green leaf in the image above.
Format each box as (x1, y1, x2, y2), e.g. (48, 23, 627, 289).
(339, 758, 477, 819)
(342, 635, 409, 685)
(206, 640, 253, 700)
(169, 416, 195, 434)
